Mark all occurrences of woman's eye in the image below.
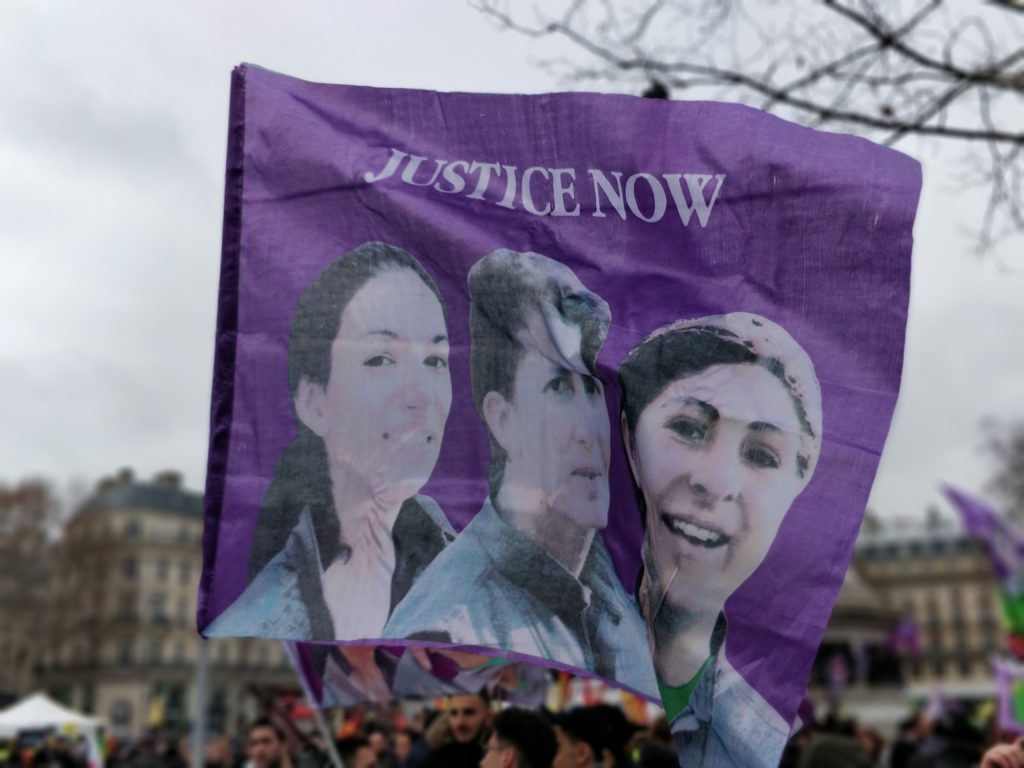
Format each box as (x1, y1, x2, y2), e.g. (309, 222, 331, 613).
(744, 443, 781, 469)
(424, 355, 449, 370)
(667, 418, 706, 443)
(363, 354, 395, 367)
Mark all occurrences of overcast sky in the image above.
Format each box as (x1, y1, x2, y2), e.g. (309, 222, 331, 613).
(2, 0, 1021, 520)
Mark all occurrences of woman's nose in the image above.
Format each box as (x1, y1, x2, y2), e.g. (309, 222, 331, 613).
(399, 369, 431, 410)
(688, 441, 741, 503)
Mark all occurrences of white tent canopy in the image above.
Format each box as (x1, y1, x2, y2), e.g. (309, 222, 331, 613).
(0, 692, 103, 737)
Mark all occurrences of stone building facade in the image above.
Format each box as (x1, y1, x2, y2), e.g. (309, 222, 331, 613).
(852, 510, 1002, 698)
(34, 469, 295, 738)
(0, 482, 52, 703)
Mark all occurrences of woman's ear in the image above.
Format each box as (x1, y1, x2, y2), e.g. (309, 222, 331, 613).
(483, 390, 515, 456)
(294, 377, 329, 437)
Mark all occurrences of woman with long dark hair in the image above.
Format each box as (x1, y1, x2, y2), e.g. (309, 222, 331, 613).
(208, 242, 454, 640)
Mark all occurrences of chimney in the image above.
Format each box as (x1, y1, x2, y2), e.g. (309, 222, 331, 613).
(152, 470, 182, 489)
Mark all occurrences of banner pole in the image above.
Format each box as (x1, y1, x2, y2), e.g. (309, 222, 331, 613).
(192, 638, 209, 768)
(283, 642, 345, 768)
(311, 705, 344, 768)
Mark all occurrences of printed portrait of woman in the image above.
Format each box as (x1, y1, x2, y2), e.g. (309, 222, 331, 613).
(206, 241, 454, 641)
(619, 312, 823, 768)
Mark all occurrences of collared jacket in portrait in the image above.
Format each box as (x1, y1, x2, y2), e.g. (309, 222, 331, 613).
(670, 649, 790, 768)
(383, 497, 658, 699)
(204, 495, 453, 640)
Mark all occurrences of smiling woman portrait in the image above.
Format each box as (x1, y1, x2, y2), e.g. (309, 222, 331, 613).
(205, 242, 454, 642)
(619, 312, 822, 768)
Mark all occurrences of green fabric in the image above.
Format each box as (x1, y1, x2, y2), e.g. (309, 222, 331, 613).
(1000, 589, 1024, 634)
(1013, 680, 1024, 724)
(658, 656, 713, 722)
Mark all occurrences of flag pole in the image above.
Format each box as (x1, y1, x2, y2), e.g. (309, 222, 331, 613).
(192, 638, 209, 768)
(283, 642, 344, 768)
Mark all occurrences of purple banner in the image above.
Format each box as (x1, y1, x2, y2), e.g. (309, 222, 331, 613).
(283, 642, 550, 709)
(944, 486, 1024, 593)
(199, 64, 920, 766)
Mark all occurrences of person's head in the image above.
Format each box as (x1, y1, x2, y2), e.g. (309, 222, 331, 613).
(337, 737, 377, 768)
(468, 249, 612, 528)
(290, 241, 452, 507)
(365, 724, 389, 756)
(552, 708, 608, 768)
(586, 705, 634, 766)
(447, 694, 491, 744)
(246, 718, 287, 768)
(393, 730, 415, 763)
(619, 313, 822, 617)
(481, 708, 558, 768)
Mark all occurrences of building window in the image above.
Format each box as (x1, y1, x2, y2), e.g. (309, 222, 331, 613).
(150, 594, 167, 623)
(156, 559, 169, 582)
(121, 558, 138, 580)
(118, 642, 133, 665)
(149, 640, 162, 664)
(111, 700, 132, 727)
(179, 561, 192, 586)
(119, 593, 136, 621)
(125, 519, 141, 540)
(82, 684, 95, 713)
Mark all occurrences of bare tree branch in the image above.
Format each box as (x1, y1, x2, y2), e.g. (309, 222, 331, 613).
(475, 0, 1024, 250)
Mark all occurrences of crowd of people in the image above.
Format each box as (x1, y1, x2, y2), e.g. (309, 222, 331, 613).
(8, 692, 1024, 768)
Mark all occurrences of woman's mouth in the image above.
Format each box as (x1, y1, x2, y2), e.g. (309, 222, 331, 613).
(571, 467, 602, 480)
(660, 513, 729, 549)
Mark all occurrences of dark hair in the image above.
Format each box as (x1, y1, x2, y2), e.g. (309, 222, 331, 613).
(552, 708, 609, 761)
(468, 250, 609, 499)
(588, 704, 636, 763)
(618, 325, 814, 476)
(492, 708, 557, 768)
(247, 242, 446, 582)
(248, 717, 285, 742)
(288, 241, 446, 399)
(336, 737, 370, 763)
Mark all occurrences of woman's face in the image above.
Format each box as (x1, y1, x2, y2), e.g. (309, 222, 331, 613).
(304, 267, 452, 505)
(630, 363, 809, 616)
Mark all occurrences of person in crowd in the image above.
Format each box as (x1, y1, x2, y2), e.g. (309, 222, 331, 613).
(982, 738, 1024, 768)
(30, 736, 77, 768)
(619, 312, 824, 767)
(391, 730, 415, 768)
(418, 693, 491, 768)
(206, 242, 454, 641)
(336, 738, 376, 768)
(203, 735, 234, 768)
(551, 707, 608, 768)
(480, 708, 557, 768)
(364, 725, 393, 768)
(588, 704, 636, 767)
(245, 718, 293, 768)
(385, 249, 655, 697)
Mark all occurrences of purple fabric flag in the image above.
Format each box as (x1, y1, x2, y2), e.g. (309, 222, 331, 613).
(944, 486, 1024, 594)
(283, 642, 550, 709)
(199, 64, 920, 767)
